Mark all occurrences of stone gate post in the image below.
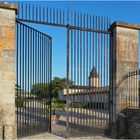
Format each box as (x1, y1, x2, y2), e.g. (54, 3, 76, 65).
(109, 21, 140, 138)
(0, 2, 17, 139)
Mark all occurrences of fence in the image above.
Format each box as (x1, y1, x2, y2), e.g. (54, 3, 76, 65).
(16, 21, 52, 137)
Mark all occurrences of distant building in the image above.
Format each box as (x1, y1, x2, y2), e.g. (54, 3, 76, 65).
(88, 67, 99, 87)
(58, 67, 109, 109)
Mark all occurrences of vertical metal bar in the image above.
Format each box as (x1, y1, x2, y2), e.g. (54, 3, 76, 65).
(39, 33, 41, 129)
(82, 13, 86, 131)
(19, 23, 22, 136)
(63, 11, 65, 25)
(46, 36, 48, 131)
(37, 32, 39, 131)
(95, 16, 98, 126)
(50, 8, 52, 23)
(89, 16, 95, 130)
(73, 12, 76, 130)
(32, 5, 34, 21)
(40, 6, 41, 22)
(26, 3, 28, 20)
(46, 7, 48, 23)
(30, 30, 36, 129)
(31, 29, 33, 133)
(79, 12, 82, 134)
(48, 39, 52, 132)
(33, 30, 35, 129)
(66, 26, 70, 138)
(53, 8, 55, 24)
(29, 4, 30, 21)
(89, 14, 92, 133)
(86, 14, 89, 135)
(22, 24, 25, 135)
(98, 16, 101, 125)
(100, 16, 103, 126)
(43, 7, 45, 23)
(24, 25, 27, 128)
(41, 34, 43, 129)
(36, 6, 38, 22)
(104, 17, 106, 125)
(77, 12, 80, 135)
(16, 22, 19, 136)
(43, 35, 45, 129)
(70, 28, 72, 133)
(57, 8, 58, 24)
(60, 9, 62, 24)
(22, 3, 24, 20)
(107, 17, 110, 126)
(50, 37, 52, 132)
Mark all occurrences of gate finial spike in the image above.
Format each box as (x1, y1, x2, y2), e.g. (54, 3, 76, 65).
(67, 0, 70, 24)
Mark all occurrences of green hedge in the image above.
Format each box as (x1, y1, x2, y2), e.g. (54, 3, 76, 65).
(15, 98, 25, 107)
(70, 102, 105, 109)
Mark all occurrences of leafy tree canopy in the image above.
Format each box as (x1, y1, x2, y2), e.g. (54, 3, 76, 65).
(31, 77, 73, 99)
(51, 77, 73, 98)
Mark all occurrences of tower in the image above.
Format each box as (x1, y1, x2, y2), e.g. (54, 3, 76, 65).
(89, 67, 99, 87)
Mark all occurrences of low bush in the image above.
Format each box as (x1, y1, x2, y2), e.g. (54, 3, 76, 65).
(70, 102, 87, 108)
(15, 98, 25, 107)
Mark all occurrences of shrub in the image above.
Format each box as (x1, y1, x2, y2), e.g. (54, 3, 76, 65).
(70, 102, 87, 108)
(15, 98, 25, 107)
(45, 99, 66, 115)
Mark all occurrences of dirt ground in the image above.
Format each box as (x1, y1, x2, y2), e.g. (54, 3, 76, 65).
(20, 132, 111, 140)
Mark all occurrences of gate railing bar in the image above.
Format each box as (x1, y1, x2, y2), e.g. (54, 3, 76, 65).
(16, 19, 111, 34)
(16, 21, 52, 39)
(69, 25, 110, 34)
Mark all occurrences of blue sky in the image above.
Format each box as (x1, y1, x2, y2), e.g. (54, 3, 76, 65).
(5, 1, 140, 79)
(24, 1, 140, 79)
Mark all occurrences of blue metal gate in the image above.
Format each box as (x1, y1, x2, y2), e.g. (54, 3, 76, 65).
(16, 21, 52, 137)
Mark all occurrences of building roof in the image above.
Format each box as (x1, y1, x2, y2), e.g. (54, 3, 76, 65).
(89, 67, 99, 78)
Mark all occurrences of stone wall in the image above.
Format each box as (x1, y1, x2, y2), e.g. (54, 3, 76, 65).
(118, 107, 140, 139)
(0, 2, 17, 139)
(109, 21, 140, 138)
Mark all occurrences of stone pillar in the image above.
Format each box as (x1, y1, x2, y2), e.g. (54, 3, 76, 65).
(0, 2, 17, 139)
(109, 21, 140, 138)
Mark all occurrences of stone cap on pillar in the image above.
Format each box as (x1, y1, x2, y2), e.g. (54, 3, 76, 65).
(109, 21, 140, 31)
(0, 2, 18, 14)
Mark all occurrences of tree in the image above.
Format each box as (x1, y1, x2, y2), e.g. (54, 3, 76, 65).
(31, 83, 49, 99)
(51, 77, 73, 98)
(15, 84, 23, 97)
(31, 77, 73, 99)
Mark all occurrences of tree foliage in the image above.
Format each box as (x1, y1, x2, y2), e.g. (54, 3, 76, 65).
(31, 83, 49, 99)
(51, 77, 73, 98)
(31, 77, 73, 99)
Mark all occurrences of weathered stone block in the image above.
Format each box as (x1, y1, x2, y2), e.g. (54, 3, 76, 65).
(0, 18, 15, 27)
(0, 38, 15, 49)
(0, 9, 15, 20)
(1, 26, 15, 38)
(0, 94, 15, 104)
(119, 108, 140, 139)
(4, 125, 16, 139)
(0, 71, 14, 81)
(118, 113, 127, 138)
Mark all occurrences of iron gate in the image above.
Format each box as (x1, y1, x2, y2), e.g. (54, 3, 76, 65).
(66, 16, 110, 137)
(16, 21, 52, 137)
(14, 1, 111, 138)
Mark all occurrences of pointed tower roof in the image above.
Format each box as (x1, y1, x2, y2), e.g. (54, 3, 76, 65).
(89, 67, 99, 78)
